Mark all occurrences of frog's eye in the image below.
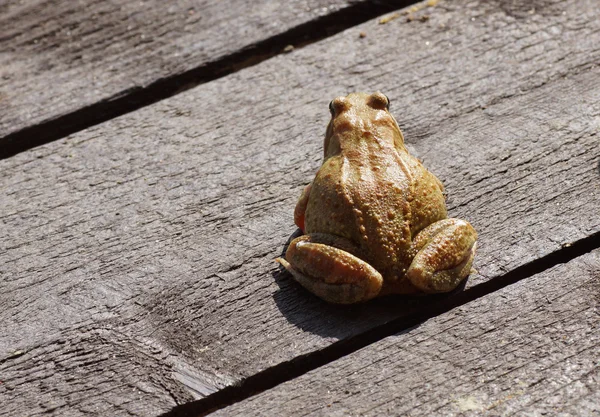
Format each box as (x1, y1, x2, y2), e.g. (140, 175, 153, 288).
(369, 92, 390, 110)
(329, 97, 347, 116)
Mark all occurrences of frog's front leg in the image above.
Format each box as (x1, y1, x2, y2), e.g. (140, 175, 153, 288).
(293, 183, 311, 233)
(406, 219, 477, 293)
(277, 233, 383, 304)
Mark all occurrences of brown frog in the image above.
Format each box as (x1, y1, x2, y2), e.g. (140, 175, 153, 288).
(277, 92, 477, 304)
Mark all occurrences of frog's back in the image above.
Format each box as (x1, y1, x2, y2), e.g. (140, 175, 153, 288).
(303, 155, 360, 241)
(304, 148, 414, 270)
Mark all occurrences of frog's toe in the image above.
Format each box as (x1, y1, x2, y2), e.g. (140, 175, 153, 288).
(278, 258, 379, 304)
(406, 218, 477, 293)
(278, 236, 383, 304)
(407, 242, 476, 292)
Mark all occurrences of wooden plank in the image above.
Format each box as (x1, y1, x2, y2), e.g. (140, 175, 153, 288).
(0, 328, 196, 416)
(0, 0, 386, 155)
(1, 0, 600, 414)
(213, 252, 600, 416)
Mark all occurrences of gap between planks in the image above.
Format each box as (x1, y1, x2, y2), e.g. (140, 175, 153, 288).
(160, 231, 600, 416)
(0, 0, 419, 160)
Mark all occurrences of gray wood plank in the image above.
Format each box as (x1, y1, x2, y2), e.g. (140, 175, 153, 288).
(0, 0, 374, 152)
(213, 252, 600, 416)
(1, 0, 600, 414)
(0, 328, 195, 416)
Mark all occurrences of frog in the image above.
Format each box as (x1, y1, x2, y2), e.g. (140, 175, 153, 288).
(276, 92, 477, 304)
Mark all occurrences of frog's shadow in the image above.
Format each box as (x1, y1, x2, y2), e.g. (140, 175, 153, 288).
(272, 229, 466, 339)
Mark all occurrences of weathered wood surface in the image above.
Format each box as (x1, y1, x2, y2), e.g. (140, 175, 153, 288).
(0, 0, 371, 151)
(214, 252, 600, 416)
(1, 0, 600, 414)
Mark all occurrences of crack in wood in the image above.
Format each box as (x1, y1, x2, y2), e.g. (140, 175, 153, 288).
(160, 231, 600, 417)
(0, 0, 419, 160)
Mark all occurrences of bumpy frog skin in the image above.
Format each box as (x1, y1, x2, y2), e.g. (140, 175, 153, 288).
(277, 92, 477, 304)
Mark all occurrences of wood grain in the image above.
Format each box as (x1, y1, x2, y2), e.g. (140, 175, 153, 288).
(1, 0, 599, 414)
(0, 327, 195, 416)
(213, 252, 600, 416)
(0, 0, 369, 146)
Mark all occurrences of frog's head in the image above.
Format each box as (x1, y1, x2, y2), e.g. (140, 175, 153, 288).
(324, 92, 405, 158)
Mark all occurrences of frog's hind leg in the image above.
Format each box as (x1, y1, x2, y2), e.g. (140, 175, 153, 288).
(406, 218, 477, 293)
(276, 234, 383, 304)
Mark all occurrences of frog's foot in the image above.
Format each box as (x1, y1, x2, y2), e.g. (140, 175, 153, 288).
(276, 234, 383, 304)
(406, 218, 477, 293)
